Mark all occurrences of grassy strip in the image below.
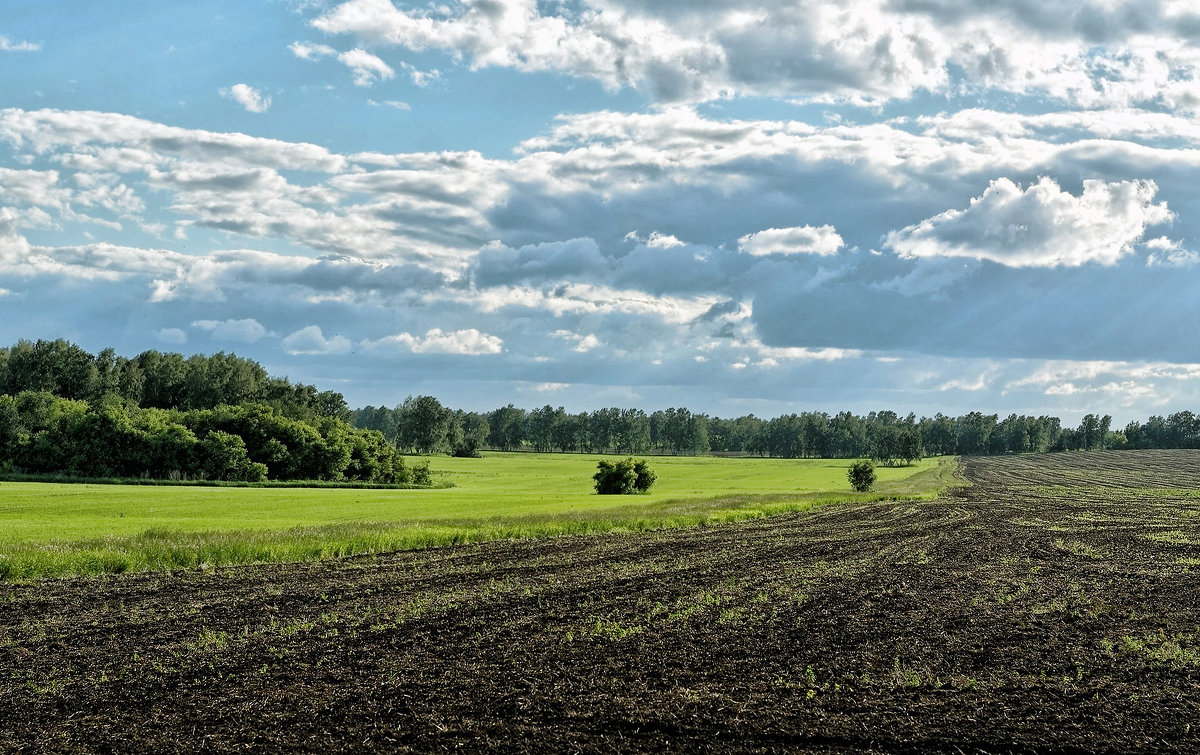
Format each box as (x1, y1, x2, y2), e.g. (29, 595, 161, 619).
(0, 471, 447, 490)
(0, 456, 960, 581)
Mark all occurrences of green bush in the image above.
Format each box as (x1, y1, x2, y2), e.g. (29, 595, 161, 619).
(594, 458, 656, 495)
(847, 459, 876, 492)
(410, 460, 433, 487)
(199, 431, 267, 482)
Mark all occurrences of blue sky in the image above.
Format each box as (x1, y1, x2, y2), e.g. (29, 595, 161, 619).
(3, 0, 1200, 423)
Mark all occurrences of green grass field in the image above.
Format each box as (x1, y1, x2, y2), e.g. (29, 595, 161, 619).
(0, 453, 958, 580)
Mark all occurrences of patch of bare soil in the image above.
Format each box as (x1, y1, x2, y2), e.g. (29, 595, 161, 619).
(3, 450, 1200, 753)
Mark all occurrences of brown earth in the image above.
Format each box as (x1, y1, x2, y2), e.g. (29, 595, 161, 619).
(3, 450, 1200, 753)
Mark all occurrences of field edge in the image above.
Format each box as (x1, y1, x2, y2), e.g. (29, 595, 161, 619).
(0, 456, 960, 582)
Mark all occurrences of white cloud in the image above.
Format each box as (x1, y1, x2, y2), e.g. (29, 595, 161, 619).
(337, 48, 395, 86)
(156, 327, 187, 344)
(220, 84, 272, 113)
(368, 99, 411, 110)
(1044, 382, 1080, 396)
(1006, 360, 1200, 393)
(1042, 378, 1159, 406)
(289, 41, 337, 60)
(406, 66, 439, 87)
(192, 318, 270, 342)
(646, 231, 685, 249)
(306, 0, 1200, 112)
(470, 283, 721, 325)
(738, 225, 843, 256)
(282, 325, 353, 354)
(573, 334, 601, 353)
(938, 374, 990, 392)
(1145, 236, 1200, 268)
(0, 109, 345, 172)
(554, 330, 602, 352)
(8, 100, 1200, 412)
(0, 36, 40, 52)
(885, 177, 1173, 267)
(362, 327, 502, 355)
(736, 338, 862, 369)
(310, 0, 930, 103)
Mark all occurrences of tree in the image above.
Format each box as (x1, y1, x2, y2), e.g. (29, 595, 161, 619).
(396, 395, 454, 454)
(488, 404, 526, 451)
(896, 427, 924, 465)
(198, 430, 267, 482)
(870, 422, 924, 466)
(453, 411, 489, 457)
(956, 411, 997, 456)
(919, 413, 957, 456)
(653, 408, 709, 455)
(593, 458, 656, 495)
(615, 408, 651, 454)
(0, 394, 19, 462)
(847, 459, 876, 492)
(527, 405, 562, 453)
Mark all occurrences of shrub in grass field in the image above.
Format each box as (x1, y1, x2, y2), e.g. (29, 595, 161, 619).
(847, 459, 876, 492)
(594, 458, 656, 495)
(410, 460, 433, 487)
(631, 459, 656, 492)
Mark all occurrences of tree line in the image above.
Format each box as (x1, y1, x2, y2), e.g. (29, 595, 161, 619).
(7, 339, 1199, 478)
(355, 399, 1140, 463)
(0, 339, 351, 422)
(354, 399, 708, 458)
(0, 340, 406, 484)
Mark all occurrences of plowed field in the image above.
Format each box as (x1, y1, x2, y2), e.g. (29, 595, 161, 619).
(3, 450, 1200, 753)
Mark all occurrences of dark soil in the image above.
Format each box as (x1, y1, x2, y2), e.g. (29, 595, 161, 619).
(4, 450, 1200, 753)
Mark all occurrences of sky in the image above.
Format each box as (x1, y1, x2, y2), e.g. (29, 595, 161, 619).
(2, 0, 1200, 424)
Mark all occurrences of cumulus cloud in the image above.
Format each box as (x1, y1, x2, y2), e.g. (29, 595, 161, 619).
(338, 48, 395, 86)
(282, 325, 353, 354)
(362, 327, 503, 355)
(192, 318, 270, 342)
(646, 231, 685, 249)
(885, 177, 1173, 267)
(220, 84, 272, 113)
(304, 0, 1200, 111)
(7, 99, 1200, 416)
(738, 225, 843, 256)
(312, 0, 725, 101)
(12, 103, 1200, 282)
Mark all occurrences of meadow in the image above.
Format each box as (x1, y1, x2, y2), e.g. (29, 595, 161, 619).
(0, 453, 951, 580)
